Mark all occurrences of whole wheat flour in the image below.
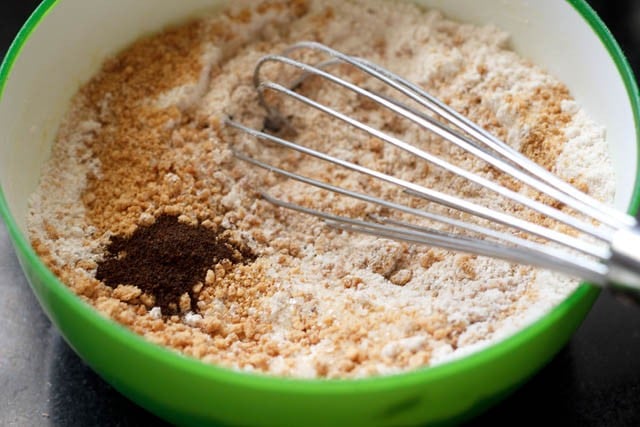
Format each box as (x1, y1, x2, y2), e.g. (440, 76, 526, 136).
(28, 0, 614, 378)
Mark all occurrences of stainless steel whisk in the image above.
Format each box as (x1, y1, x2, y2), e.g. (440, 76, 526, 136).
(226, 41, 640, 295)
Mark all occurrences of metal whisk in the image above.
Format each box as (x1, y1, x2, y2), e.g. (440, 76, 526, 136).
(225, 41, 640, 295)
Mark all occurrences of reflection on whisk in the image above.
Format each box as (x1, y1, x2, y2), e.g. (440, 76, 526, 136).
(225, 41, 640, 296)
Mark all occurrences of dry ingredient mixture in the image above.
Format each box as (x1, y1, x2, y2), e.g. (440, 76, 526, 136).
(28, 0, 615, 378)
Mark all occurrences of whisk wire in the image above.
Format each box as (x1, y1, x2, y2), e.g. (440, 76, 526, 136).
(262, 41, 635, 229)
(256, 68, 611, 242)
(227, 119, 608, 260)
(259, 193, 607, 283)
(227, 41, 640, 293)
(356, 56, 636, 228)
(232, 148, 609, 282)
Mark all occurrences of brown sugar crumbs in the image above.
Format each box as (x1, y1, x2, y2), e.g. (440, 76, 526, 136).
(28, 0, 615, 378)
(96, 215, 255, 314)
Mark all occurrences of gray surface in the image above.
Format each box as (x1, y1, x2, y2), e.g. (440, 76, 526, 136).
(1, 221, 51, 425)
(0, 222, 168, 426)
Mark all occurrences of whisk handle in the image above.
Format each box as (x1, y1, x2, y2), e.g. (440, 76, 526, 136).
(608, 227, 640, 298)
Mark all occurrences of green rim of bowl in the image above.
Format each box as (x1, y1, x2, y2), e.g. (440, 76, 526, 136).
(0, 0, 639, 395)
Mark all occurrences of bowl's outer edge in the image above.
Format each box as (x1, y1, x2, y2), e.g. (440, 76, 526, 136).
(0, 0, 637, 426)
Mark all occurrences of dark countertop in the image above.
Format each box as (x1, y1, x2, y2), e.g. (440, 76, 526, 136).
(1, 1, 639, 426)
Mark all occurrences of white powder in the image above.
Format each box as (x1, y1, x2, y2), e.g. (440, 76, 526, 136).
(28, 114, 104, 267)
(28, 0, 615, 378)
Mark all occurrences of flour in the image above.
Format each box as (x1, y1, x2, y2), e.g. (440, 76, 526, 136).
(28, 0, 614, 378)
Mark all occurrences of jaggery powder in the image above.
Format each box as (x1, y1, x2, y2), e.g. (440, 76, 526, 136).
(28, 0, 615, 378)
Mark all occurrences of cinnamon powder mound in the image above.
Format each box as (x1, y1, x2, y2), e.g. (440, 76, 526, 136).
(96, 215, 255, 314)
(28, 0, 615, 378)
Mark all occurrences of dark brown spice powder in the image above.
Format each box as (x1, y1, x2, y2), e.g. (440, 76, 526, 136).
(96, 215, 255, 314)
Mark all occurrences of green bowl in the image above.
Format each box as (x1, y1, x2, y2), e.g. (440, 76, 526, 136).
(1, 0, 639, 426)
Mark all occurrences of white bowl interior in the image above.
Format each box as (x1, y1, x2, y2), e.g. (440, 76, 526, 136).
(0, 0, 637, 234)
